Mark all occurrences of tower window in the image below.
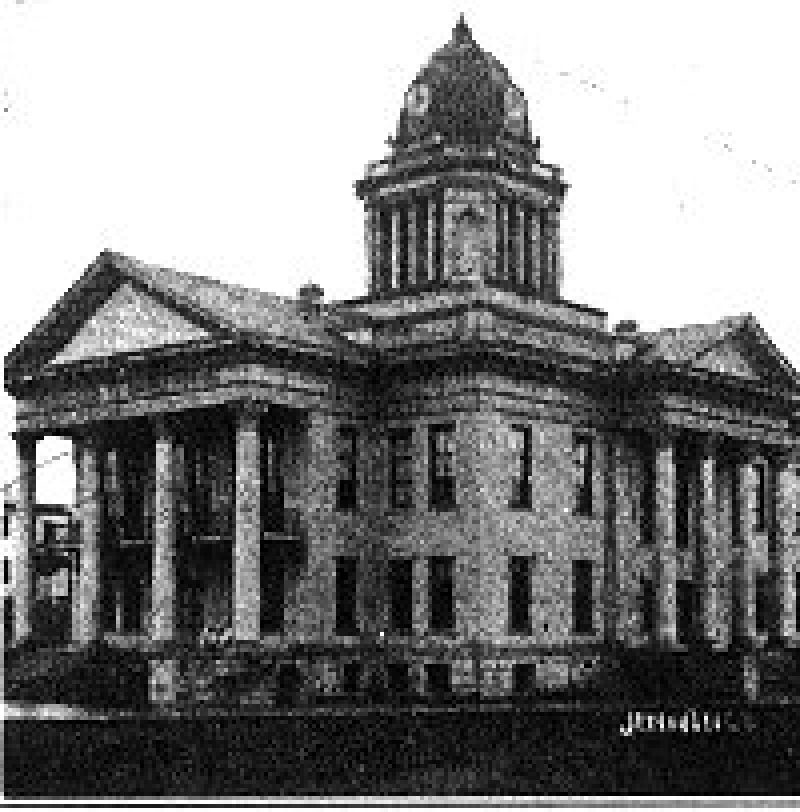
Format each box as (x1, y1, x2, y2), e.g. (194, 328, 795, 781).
(495, 202, 505, 279)
(261, 557, 285, 633)
(379, 209, 392, 291)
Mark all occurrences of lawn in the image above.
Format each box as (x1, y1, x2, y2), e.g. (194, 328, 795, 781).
(5, 705, 800, 797)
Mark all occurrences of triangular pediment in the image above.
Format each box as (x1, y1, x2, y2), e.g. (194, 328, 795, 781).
(693, 340, 759, 379)
(50, 282, 211, 365)
(692, 322, 799, 390)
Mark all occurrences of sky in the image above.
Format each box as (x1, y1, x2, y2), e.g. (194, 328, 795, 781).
(1, 0, 798, 507)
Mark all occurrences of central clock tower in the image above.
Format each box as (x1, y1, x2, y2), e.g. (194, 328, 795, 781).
(356, 15, 567, 301)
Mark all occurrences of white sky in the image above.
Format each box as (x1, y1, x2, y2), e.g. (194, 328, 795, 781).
(1, 0, 799, 507)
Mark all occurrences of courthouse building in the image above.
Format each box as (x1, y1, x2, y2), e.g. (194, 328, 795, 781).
(5, 18, 800, 696)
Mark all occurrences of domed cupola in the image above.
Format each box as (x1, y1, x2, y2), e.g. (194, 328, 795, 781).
(357, 17, 566, 304)
(395, 15, 532, 148)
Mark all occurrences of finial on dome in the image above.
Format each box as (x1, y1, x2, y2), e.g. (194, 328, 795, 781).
(453, 13, 473, 42)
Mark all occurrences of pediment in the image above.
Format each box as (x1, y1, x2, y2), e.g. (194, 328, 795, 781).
(693, 341, 759, 379)
(692, 328, 798, 390)
(50, 282, 211, 365)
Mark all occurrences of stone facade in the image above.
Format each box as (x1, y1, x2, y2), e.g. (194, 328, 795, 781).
(4, 18, 800, 700)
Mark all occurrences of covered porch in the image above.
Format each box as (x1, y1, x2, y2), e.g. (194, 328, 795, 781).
(11, 400, 316, 649)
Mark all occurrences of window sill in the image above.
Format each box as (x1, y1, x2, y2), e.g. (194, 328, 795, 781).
(429, 504, 457, 513)
(509, 503, 532, 512)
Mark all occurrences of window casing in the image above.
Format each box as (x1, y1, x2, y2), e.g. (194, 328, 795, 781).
(389, 428, 414, 510)
(509, 556, 532, 633)
(509, 426, 532, 509)
(336, 428, 358, 512)
(574, 436, 593, 517)
(429, 556, 454, 632)
(429, 425, 456, 510)
(335, 556, 358, 635)
(572, 559, 594, 634)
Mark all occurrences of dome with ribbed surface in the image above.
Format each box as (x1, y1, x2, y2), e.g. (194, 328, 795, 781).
(395, 16, 531, 148)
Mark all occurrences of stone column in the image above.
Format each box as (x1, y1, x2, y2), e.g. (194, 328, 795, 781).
(365, 205, 379, 295)
(734, 455, 758, 647)
(500, 202, 510, 281)
(516, 204, 526, 286)
(71, 436, 84, 643)
(11, 433, 37, 644)
(77, 433, 104, 644)
(234, 401, 262, 642)
(654, 434, 678, 647)
(605, 435, 626, 645)
(427, 197, 436, 285)
(408, 201, 418, 288)
(698, 437, 720, 645)
(391, 207, 401, 292)
(772, 454, 797, 645)
(151, 417, 178, 643)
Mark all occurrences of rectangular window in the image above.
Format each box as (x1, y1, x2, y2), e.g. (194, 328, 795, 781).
(676, 456, 690, 550)
(342, 662, 362, 694)
(260, 557, 285, 633)
(261, 429, 284, 533)
(512, 663, 536, 697)
(756, 572, 770, 634)
(795, 469, 800, 535)
(388, 662, 411, 697)
(796, 572, 800, 633)
(379, 208, 392, 290)
(390, 428, 414, 510)
(754, 463, 767, 532)
(4, 596, 12, 645)
(641, 578, 656, 637)
(574, 435, 593, 517)
(429, 556, 454, 632)
(509, 556, 533, 634)
(425, 663, 451, 697)
(335, 556, 358, 635)
(336, 428, 358, 512)
(389, 558, 413, 634)
(640, 446, 655, 544)
(572, 559, 594, 634)
(3, 514, 10, 539)
(677, 580, 696, 645)
(509, 426, 532, 508)
(429, 424, 456, 510)
(3, 557, 9, 585)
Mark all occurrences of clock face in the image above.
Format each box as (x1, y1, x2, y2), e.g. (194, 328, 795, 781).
(405, 83, 430, 116)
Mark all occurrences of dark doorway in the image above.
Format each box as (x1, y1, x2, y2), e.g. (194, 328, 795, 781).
(425, 663, 451, 698)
